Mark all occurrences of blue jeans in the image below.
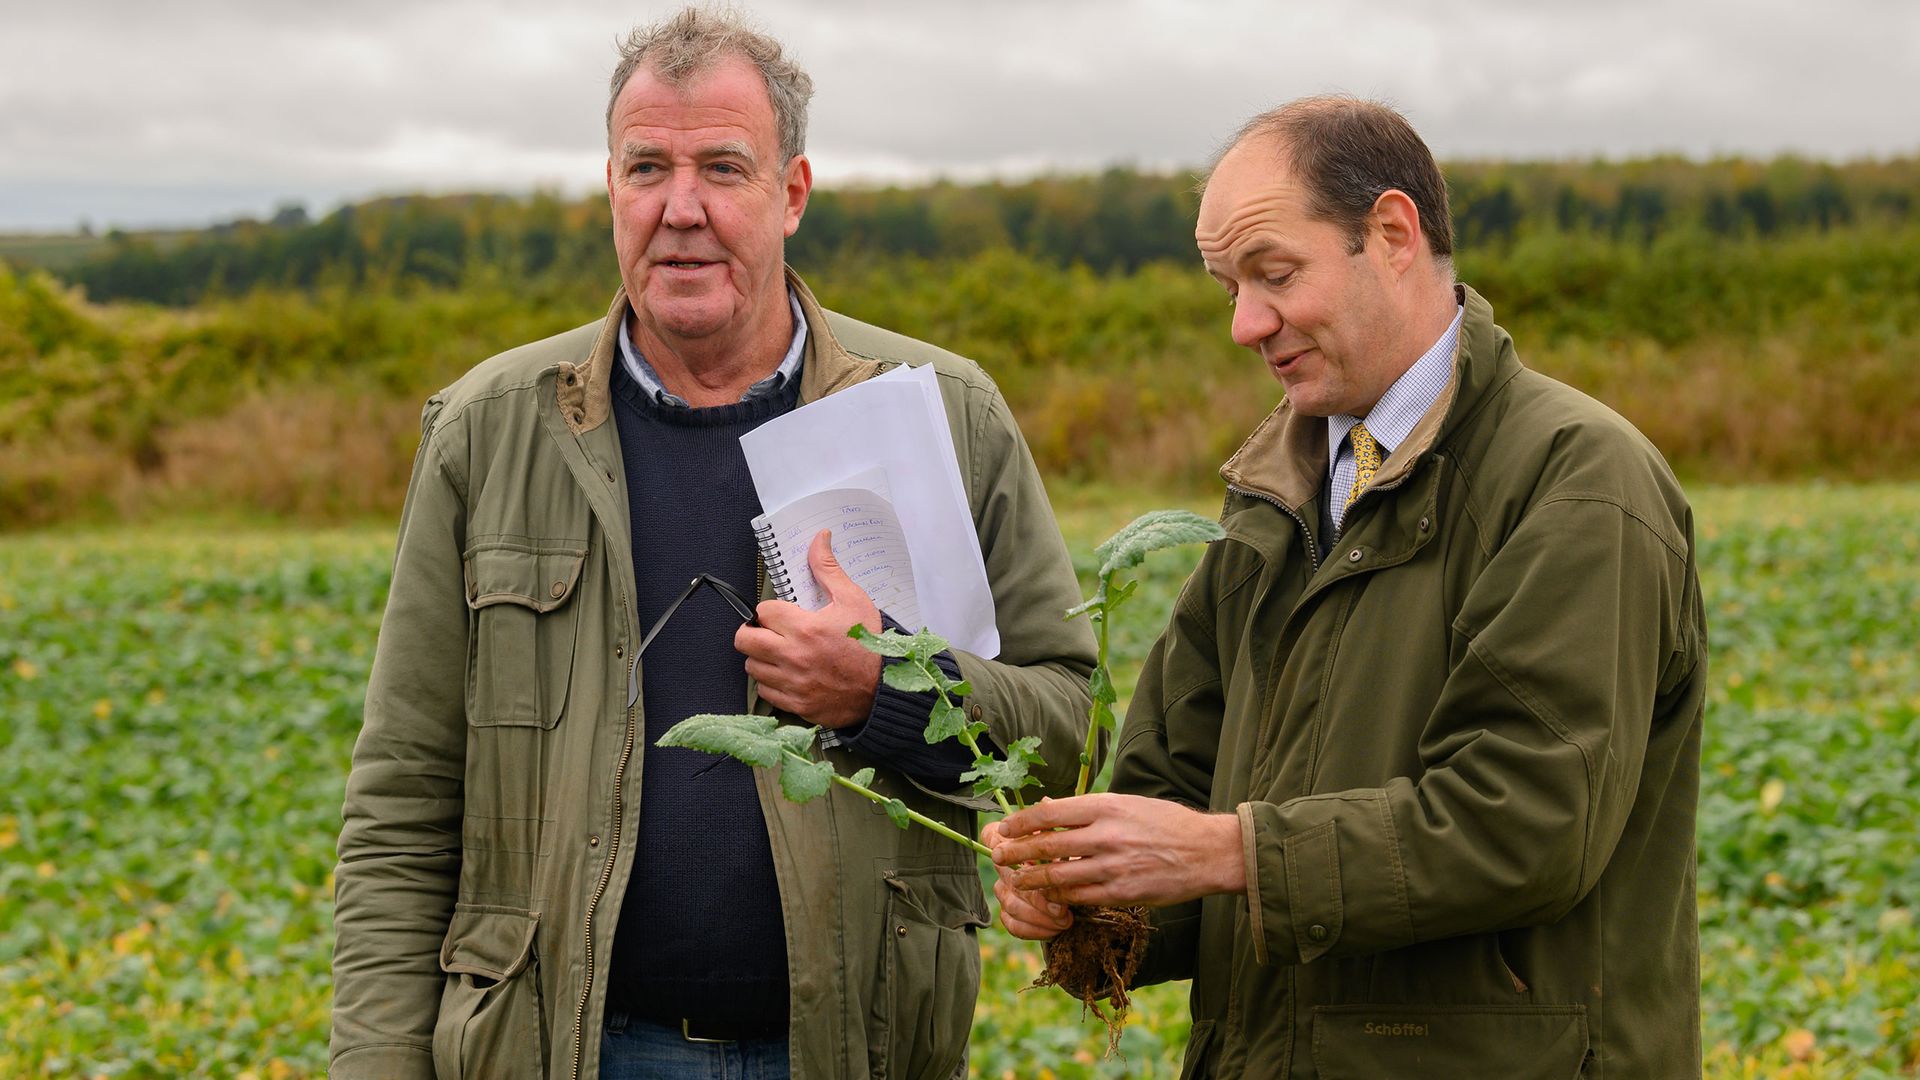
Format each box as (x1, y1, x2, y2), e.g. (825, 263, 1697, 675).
(599, 1008, 791, 1080)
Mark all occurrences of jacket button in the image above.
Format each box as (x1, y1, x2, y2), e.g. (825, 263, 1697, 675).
(565, 372, 577, 386)
(896, 925, 908, 937)
(615, 644, 624, 659)
(572, 410, 585, 424)
(551, 581, 567, 598)
(1347, 548, 1364, 563)
(588, 835, 600, 848)
(1308, 923, 1329, 942)
(1419, 516, 1432, 532)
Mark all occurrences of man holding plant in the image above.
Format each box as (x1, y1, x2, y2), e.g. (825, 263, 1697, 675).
(331, 9, 1093, 1080)
(990, 97, 1706, 1077)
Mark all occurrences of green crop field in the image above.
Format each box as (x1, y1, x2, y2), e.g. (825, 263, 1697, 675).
(2, 484, 1916, 1078)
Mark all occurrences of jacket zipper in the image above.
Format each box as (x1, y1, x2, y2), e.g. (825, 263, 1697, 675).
(571, 650, 641, 1080)
(1226, 483, 1322, 571)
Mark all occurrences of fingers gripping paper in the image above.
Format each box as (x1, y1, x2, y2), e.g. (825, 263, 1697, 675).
(740, 362, 1000, 657)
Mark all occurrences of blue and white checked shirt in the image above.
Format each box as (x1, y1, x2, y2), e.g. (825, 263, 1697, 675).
(1327, 302, 1464, 535)
(618, 287, 808, 408)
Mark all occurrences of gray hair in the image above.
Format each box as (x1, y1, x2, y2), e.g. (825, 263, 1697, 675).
(606, 7, 815, 163)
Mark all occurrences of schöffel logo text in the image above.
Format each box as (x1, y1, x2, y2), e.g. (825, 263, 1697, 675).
(1362, 1021, 1430, 1037)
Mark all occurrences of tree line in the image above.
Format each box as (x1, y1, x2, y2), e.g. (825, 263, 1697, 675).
(33, 157, 1920, 306)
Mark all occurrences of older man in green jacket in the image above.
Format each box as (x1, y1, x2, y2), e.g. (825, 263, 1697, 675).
(330, 10, 1093, 1080)
(991, 97, 1705, 1078)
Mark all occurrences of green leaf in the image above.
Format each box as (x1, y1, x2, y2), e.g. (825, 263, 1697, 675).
(849, 624, 913, 657)
(1092, 699, 1115, 733)
(657, 714, 788, 768)
(925, 700, 969, 744)
(1090, 665, 1118, 707)
(961, 736, 1048, 797)
(883, 798, 912, 830)
(882, 662, 939, 693)
(848, 767, 876, 789)
(779, 752, 835, 803)
(851, 625, 952, 662)
(1095, 509, 1226, 577)
(963, 756, 1039, 797)
(771, 722, 820, 758)
(946, 680, 973, 698)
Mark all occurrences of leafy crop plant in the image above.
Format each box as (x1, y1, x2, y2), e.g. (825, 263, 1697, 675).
(657, 509, 1223, 1055)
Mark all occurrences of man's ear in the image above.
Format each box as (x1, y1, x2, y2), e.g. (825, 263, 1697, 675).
(783, 154, 813, 238)
(1370, 188, 1424, 275)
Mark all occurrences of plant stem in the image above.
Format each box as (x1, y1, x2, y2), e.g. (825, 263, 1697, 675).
(1076, 572, 1114, 796)
(830, 772, 993, 857)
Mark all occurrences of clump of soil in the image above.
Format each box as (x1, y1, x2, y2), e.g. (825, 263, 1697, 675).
(1030, 904, 1153, 1056)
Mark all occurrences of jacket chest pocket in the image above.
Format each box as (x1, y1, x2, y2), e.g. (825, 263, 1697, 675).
(464, 540, 588, 728)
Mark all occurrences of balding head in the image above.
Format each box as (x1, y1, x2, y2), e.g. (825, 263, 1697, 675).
(1207, 96, 1452, 264)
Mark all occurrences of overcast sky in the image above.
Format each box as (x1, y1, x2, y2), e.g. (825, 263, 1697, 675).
(3, 0, 1916, 232)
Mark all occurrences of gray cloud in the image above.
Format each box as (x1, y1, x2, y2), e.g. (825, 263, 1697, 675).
(2, 0, 1915, 230)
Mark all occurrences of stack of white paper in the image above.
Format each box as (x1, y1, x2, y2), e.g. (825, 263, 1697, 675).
(739, 363, 1000, 658)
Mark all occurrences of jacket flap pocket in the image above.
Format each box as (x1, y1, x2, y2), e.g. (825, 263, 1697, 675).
(439, 905, 539, 981)
(884, 865, 991, 930)
(1313, 1004, 1588, 1080)
(464, 542, 587, 613)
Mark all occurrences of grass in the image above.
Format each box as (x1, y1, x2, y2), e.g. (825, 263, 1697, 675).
(1, 483, 1916, 1077)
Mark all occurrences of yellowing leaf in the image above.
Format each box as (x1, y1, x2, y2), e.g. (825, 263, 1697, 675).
(10, 658, 37, 681)
(92, 699, 112, 720)
(35, 861, 55, 879)
(1759, 778, 1786, 813)
(1783, 1028, 1816, 1061)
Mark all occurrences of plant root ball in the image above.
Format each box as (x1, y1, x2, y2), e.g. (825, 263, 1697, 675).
(1031, 903, 1153, 1057)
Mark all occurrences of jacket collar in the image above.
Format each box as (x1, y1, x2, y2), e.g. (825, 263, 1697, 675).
(1219, 283, 1513, 510)
(555, 265, 876, 435)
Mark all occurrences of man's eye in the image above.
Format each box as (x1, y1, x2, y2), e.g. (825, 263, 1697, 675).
(1265, 273, 1293, 288)
(629, 162, 659, 176)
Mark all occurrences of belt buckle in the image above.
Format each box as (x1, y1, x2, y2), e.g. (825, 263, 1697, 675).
(681, 1017, 731, 1044)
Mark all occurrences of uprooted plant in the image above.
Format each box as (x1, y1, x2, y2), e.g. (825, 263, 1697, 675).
(655, 508, 1222, 1057)
(1029, 508, 1225, 1053)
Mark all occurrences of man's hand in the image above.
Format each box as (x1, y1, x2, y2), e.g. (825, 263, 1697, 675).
(982, 819, 1075, 940)
(735, 529, 883, 729)
(990, 793, 1247, 908)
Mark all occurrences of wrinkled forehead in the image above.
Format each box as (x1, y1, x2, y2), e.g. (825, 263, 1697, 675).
(610, 55, 776, 136)
(1195, 139, 1308, 264)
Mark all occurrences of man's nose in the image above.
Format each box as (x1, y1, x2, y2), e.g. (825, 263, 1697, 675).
(662, 170, 707, 230)
(1230, 298, 1281, 350)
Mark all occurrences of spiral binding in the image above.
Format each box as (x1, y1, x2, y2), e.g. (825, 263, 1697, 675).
(753, 519, 796, 601)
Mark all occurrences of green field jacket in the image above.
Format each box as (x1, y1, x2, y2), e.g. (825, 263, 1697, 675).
(1114, 285, 1706, 1078)
(331, 269, 1095, 1080)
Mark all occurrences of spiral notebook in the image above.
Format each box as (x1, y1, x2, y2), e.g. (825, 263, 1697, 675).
(749, 467, 923, 631)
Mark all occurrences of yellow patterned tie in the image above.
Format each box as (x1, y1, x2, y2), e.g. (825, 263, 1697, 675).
(1345, 422, 1382, 510)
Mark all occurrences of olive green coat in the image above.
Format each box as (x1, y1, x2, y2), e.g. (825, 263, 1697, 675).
(330, 271, 1096, 1080)
(1115, 286, 1705, 1078)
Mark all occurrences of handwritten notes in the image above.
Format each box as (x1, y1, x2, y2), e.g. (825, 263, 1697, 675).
(751, 468, 922, 630)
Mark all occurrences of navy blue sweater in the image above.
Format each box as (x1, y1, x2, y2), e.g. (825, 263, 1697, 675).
(606, 359, 978, 1030)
